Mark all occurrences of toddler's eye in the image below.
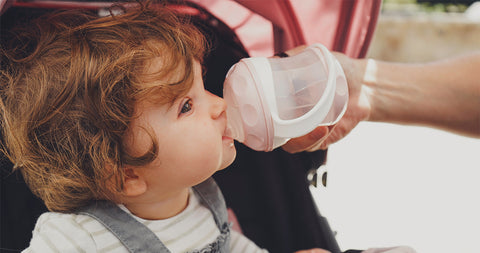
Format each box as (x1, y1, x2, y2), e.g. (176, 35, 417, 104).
(180, 98, 193, 114)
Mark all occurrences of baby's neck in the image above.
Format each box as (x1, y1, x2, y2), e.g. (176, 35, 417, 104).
(123, 188, 190, 220)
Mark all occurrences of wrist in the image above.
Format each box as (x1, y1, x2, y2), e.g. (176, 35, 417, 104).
(334, 54, 374, 123)
(360, 58, 381, 122)
(351, 58, 374, 122)
(360, 59, 429, 125)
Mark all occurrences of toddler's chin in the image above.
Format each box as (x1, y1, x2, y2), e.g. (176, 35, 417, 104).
(219, 149, 236, 171)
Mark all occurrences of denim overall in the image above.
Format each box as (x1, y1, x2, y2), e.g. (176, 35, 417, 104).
(78, 178, 231, 253)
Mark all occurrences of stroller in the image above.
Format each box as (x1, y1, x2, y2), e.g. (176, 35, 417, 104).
(0, 1, 381, 252)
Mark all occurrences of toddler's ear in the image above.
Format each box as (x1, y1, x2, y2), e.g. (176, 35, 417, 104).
(122, 168, 147, 197)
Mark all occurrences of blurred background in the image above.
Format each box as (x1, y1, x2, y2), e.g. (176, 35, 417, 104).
(310, 1, 480, 253)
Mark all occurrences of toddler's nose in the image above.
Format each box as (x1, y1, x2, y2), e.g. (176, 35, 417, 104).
(208, 92, 227, 119)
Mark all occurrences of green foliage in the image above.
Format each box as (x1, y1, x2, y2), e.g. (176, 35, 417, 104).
(382, 0, 469, 13)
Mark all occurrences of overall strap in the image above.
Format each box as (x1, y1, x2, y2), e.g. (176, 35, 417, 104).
(78, 177, 230, 253)
(192, 177, 231, 253)
(193, 177, 229, 228)
(78, 201, 171, 253)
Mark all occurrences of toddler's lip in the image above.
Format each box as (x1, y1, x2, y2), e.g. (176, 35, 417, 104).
(223, 126, 232, 139)
(222, 127, 233, 140)
(222, 135, 235, 148)
(222, 126, 234, 143)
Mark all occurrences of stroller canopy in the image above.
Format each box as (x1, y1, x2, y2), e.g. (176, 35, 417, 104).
(1, 0, 381, 57)
(190, 0, 381, 57)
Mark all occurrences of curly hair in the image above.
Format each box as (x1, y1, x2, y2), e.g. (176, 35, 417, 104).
(0, 2, 207, 212)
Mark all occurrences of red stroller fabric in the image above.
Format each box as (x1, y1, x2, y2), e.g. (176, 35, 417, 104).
(2, 0, 381, 56)
(190, 0, 381, 57)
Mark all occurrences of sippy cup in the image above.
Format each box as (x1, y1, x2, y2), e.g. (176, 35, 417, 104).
(223, 43, 348, 151)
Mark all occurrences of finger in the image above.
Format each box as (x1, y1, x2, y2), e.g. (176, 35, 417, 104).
(314, 129, 341, 151)
(282, 126, 329, 153)
(285, 45, 307, 56)
(319, 120, 361, 150)
(294, 249, 331, 253)
(273, 45, 307, 58)
(311, 249, 331, 253)
(304, 124, 337, 152)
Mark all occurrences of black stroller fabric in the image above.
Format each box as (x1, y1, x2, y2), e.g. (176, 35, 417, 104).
(191, 6, 340, 253)
(0, 7, 56, 251)
(1, 3, 344, 253)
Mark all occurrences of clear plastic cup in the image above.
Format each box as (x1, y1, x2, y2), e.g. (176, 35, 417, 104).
(224, 43, 348, 151)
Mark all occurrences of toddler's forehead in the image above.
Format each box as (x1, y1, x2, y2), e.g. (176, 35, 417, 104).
(136, 56, 194, 105)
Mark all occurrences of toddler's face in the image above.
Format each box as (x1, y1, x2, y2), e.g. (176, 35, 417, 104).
(124, 60, 236, 195)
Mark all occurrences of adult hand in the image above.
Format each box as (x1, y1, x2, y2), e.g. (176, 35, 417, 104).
(282, 52, 371, 153)
(294, 248, 331, 253)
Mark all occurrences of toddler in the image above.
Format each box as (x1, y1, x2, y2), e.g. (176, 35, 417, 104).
(0, 2, 327, 253)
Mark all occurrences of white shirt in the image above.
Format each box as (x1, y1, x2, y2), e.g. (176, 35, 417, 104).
(23, 191, 267, 253)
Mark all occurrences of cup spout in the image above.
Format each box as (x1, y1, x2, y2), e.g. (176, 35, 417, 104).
(225, 105, 245, 143)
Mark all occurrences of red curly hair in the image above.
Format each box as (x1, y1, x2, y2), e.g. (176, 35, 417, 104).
(0, 2, 207, 212)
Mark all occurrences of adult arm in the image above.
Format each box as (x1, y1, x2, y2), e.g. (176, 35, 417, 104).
(361, 52, 480, 136)
(283, 51, 480, 153)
